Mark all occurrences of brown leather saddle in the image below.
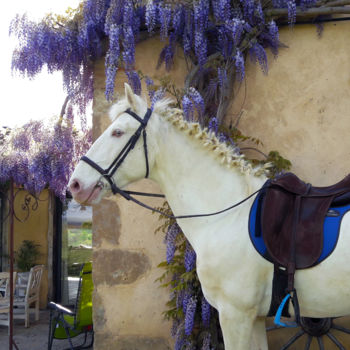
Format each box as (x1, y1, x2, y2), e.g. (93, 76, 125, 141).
(262, 172, 350, 292)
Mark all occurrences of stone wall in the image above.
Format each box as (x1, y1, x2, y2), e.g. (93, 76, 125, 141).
(91, 37, 189, 349)
(92, 22, 350, 349)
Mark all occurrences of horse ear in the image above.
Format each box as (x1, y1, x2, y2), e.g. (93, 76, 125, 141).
(124, 83, 137, 110)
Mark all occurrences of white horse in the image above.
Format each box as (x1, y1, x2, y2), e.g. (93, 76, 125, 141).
(68, 84, 350, 350)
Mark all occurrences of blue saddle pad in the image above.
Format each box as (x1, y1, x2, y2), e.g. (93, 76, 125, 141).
(249, 191, 350, 265)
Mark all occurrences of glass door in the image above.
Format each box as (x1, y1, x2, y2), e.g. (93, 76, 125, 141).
(57, 197, 92, 305)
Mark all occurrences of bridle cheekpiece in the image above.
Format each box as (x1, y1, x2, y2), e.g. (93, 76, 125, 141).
(81, 108, 152, 199)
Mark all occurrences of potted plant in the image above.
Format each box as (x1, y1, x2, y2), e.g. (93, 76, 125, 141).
(15, 240, 41, 296)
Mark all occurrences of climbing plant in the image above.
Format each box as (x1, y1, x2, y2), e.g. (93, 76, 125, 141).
(0, 116, 91, 199)
(10, 0, 350, 124)
(9, 0, 347, 349)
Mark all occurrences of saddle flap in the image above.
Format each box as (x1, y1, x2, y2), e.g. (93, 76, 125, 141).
(261, 183, 334, 269)
(270, 173, 310, 196)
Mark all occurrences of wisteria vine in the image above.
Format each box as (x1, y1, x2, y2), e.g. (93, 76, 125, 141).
(10, 0, 342, 125)
(0, 118, 92, 199)
(10, 0, 344, 348)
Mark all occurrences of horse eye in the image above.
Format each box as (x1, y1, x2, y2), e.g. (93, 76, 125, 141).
(112, 129, 124, 137)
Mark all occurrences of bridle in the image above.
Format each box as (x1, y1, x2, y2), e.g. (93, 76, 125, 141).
(80, 108, 267, 219)
(81, 108, 157, 199)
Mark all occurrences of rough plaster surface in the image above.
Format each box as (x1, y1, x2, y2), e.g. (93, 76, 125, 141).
(94, 334, 171, 350)
(12, 189, 50, 309)
(92, 24, 350, 349)
(93, 248, 151, 286)
(232, 22, 350, 185)
(93, 198, 121, 247)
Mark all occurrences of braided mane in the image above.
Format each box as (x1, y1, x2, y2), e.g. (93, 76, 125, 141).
(153, 100, 270, 177)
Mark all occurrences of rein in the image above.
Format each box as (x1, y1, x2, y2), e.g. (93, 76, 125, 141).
(81, 108, 267, 219)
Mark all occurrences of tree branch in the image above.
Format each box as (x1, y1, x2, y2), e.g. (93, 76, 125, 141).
(184, 52, 221, 90)
(265, 5, 350, 17)
(60, 96, 70, 118)
(240, 147, 269, 159)
(321, 0, 350, 7)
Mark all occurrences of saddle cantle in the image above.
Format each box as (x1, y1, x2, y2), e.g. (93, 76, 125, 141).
(262, 172, 350, 271)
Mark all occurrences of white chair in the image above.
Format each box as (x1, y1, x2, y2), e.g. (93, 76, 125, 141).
(13, 265, 44, 328)
(0, 272, 17, 333)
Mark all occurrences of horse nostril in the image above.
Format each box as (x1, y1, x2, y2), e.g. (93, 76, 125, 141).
(70, 179, 81, 193)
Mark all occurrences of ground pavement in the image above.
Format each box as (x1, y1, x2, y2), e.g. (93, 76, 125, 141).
(0, 310, 93, 350)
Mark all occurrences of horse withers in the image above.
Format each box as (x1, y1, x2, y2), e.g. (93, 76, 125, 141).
(69, 83, 350, 350)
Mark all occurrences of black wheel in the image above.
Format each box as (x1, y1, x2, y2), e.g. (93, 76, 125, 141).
(267, 317, 350, 350)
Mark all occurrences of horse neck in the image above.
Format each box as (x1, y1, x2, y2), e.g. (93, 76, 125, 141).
(149, 114, 266, 238)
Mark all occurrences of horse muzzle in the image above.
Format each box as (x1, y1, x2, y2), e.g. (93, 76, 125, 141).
(69, 177, 104, 204)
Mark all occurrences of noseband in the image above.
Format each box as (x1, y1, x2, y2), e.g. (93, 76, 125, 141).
(81, 108, 153, 198)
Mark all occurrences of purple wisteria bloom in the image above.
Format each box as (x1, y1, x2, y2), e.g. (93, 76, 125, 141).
(105, 24, 120, 100)
(235, 50, 245, 81)
(0, 119, 91, 198)
(165, 223, 181, 264)
(145, 76, 155, 101)
(126, 70, 141, 96)
(184, 296, 197, 335)
(145, 1, 157, 33)
(208, 117, 219, 134)
(171, 319, 180, 338)
(12, 130, 30, 151)
(225, 18, 244, 46)
(158, 32, 176, 71)
(182, 289, 192, 315)
(213, 0, 232, 21)
(249, 43, 268, 74)
(122, 25, 135, 69)
(193, 0, 209, 66)
(184, 243, 196, 272)
(201, 332, 211, 350)
(268, 20, 279, 56)
(174, 323, 185, 350)
(105, 65, 118, 101)
(201, 297, 211, 327)
(300, 0, 318, 9)
(186, 87, 205, 121)
(182, 95, 194, 121)
(183, 9, 194, 55)
(159, 4, 172, 40)
(173, 5, 185, 37)
(151, 88, 166, 110)
(287, 0, 297, 25)
(243, 0, 255, 23)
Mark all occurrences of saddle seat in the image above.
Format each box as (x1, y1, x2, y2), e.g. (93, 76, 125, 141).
(262, 172, 350, 270)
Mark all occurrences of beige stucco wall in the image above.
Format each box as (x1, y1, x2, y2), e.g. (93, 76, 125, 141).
(234, 21, 350, 185)
(92, 22, 350, 349)
(91, 37, 189, 349)
(3, 189, 52, 309)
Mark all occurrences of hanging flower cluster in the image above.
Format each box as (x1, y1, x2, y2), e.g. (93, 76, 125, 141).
(0, 118, 92, 199)
(158, 219, 224, 350)
(10, 0, 322, 124)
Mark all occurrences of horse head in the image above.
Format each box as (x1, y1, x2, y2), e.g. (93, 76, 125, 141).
(69, 83, 158, 205)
